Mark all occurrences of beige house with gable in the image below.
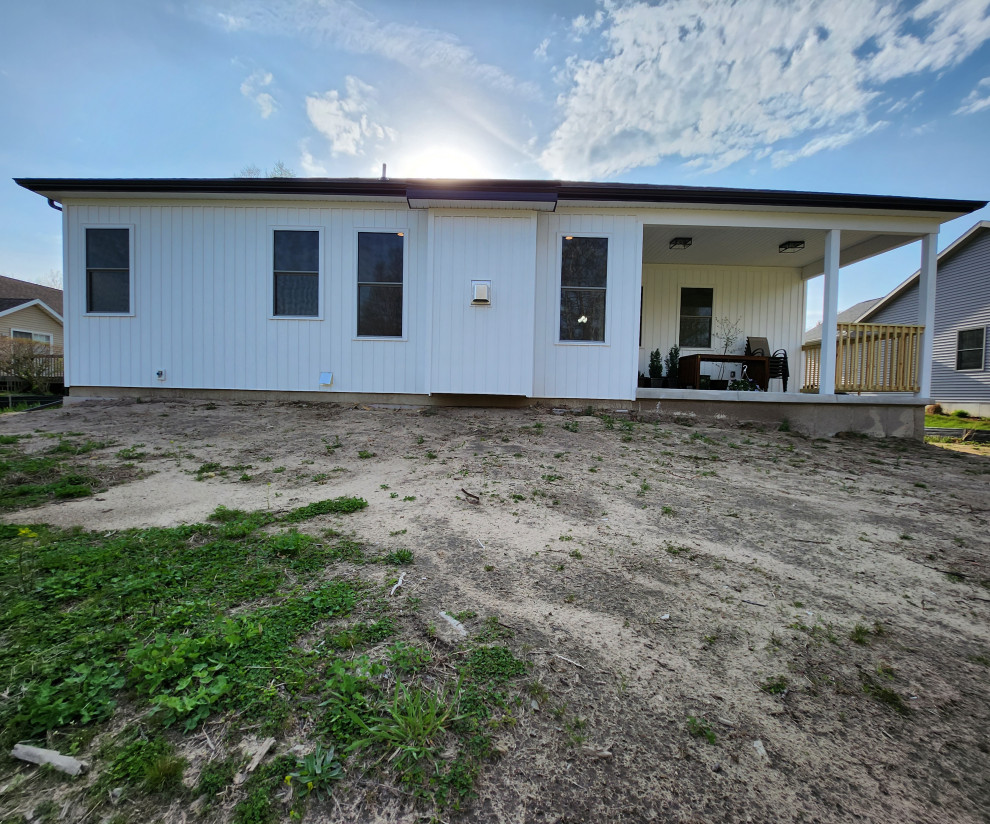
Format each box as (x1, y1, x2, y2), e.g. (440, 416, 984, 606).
(0, 275, 64, 350)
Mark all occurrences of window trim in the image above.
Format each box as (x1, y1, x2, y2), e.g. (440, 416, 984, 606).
(268, 226, 324, 321)
(677, 285, 715, 350)
(11, 329, 54, 347)
(956, 326, 986, 371)
(556, 232, 611, 346)
(83, 224, 135, 317)
(353, 227, 408, 341)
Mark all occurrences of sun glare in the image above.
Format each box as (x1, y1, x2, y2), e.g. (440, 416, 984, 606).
(401, 146, 491, 179)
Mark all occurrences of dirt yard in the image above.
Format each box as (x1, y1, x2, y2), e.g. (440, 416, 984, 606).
(2, 399, 989, 824)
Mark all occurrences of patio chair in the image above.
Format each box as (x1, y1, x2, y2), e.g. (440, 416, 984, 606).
(745, 337, 789, 391)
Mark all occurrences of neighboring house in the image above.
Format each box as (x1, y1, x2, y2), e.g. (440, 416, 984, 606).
(13, 176, 987, 436)
(855, 221, 990, 416)
(0, 275, 64, 349)
(803, 298, 880, 345)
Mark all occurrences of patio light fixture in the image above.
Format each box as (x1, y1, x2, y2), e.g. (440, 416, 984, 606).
(778, 240, 805, 253)
(669, 237, 693, 250)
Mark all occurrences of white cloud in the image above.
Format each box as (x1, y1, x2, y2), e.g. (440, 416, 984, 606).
(570, 10, 604, 39)
(299, 140, 329, 176)
(217, 11, 247, 31)
(205, 0, 537, 97)
(541, 0, 990, 178)
(955, 77, 990, 115)
(534, 38, 550, 60)
(240, 69, 276, 118)
(305, 76, 396, 157)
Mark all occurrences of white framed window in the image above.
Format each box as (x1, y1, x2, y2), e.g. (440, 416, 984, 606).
(956, 327, 986, 371)
(272, 228, 321, 318)
(11, 329, 53, 347)
(679, 287, 714, 348)
(356, 230, 405, 338)
(559, 235, 608, 343)
(85, 226, 133, 314)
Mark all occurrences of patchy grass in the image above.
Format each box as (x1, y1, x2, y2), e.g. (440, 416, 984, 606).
(0, 434, 141, 512)
(925, 413, 990, 430)
(0, 496, 531, 822)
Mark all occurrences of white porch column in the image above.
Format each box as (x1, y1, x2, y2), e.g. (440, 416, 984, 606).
(918, 232, 938, 398)
(819, 229, 841, 395)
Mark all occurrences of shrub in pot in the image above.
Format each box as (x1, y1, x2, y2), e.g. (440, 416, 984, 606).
(649, 349, 664, 388)
(664, 344, 680, 388)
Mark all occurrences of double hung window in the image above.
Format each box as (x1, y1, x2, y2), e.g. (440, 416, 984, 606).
(86, 227, 131, 314)
(357, 231, 404, 337)
(956, 327, 986, 370)
(273, 230, 320, 317)
(559, 236, 607, 342)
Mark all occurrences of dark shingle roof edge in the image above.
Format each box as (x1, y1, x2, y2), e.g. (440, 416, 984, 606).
(14, 177, 987, 215)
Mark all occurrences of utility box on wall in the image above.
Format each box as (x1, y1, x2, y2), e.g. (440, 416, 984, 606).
(471, 280, 492, 305)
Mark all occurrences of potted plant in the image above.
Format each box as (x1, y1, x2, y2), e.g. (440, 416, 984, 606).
(638, 371, 651, 388)
(664, 344, 680, 388)
(648, 349, 664, 388)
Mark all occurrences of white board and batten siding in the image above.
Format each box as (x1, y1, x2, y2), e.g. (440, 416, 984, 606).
(65, 200, 809, 402)
(430, 213, 537, 395)
(640, 265, 806, 381)
(533, 211, 644, 400)
(64, 202, 428, 394)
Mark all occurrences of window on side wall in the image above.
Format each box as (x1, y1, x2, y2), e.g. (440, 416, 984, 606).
(273, 230, 320, 317)
(357, 231, 404, 337)
(86, 227, 130, 313)
(12, 330, 53, 347)
(559, 236, 607, 342)
(956, 327, 986, 370)
(679, 287, 713, 348)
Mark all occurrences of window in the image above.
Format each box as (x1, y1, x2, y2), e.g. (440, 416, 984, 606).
(679, 287, 713, 348)
(956, 327, 986, 371)
(86, 227, 130, 313)
(273, 230, 319, 317)
(559, 236, 607, 342)
(357, 231, 404, 337)
(12, 330, 53, 346)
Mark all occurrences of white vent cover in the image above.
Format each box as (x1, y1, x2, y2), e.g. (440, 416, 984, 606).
(471, 280, 492, 305)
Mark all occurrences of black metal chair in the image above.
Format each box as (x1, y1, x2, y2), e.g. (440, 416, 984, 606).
(745, 337, 789, 392)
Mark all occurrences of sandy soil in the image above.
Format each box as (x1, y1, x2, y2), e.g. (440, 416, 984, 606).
(2, 399, 989, 824)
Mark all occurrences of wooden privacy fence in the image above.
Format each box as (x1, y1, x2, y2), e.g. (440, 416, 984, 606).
(802, 323, 924, 393)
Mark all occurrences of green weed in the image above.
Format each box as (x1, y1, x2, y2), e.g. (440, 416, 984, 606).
(686, 715, 716, 744)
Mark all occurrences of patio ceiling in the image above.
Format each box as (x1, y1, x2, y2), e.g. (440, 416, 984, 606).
(642, 225, 919, 277)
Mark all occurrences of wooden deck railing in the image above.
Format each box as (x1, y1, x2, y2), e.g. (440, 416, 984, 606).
(802, 323, 923, 393)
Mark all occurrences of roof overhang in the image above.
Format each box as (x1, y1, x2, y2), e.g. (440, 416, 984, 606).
(15, 177, 986, 222)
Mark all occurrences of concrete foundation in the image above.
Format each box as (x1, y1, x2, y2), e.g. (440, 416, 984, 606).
(67, 385, 928, 439)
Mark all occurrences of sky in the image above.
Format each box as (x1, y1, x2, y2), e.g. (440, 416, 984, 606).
(1, 0, 989, 327)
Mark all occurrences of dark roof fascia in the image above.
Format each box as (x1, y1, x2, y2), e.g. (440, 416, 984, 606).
(14, 177, 987, 216)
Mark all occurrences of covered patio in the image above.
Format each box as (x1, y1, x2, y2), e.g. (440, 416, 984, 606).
(633, 210, 944, 429)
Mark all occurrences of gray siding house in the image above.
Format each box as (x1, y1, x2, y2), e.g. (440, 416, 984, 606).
(858, 221, 990, 415)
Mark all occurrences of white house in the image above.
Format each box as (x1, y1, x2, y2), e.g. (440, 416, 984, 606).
(15, 177, 986, 436)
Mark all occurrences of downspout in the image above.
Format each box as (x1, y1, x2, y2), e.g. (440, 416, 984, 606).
(47, 198, 63, 212)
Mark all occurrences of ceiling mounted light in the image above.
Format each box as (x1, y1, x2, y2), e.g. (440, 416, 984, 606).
(669, 237, 693, 250)
(778, 240, 805, 253)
